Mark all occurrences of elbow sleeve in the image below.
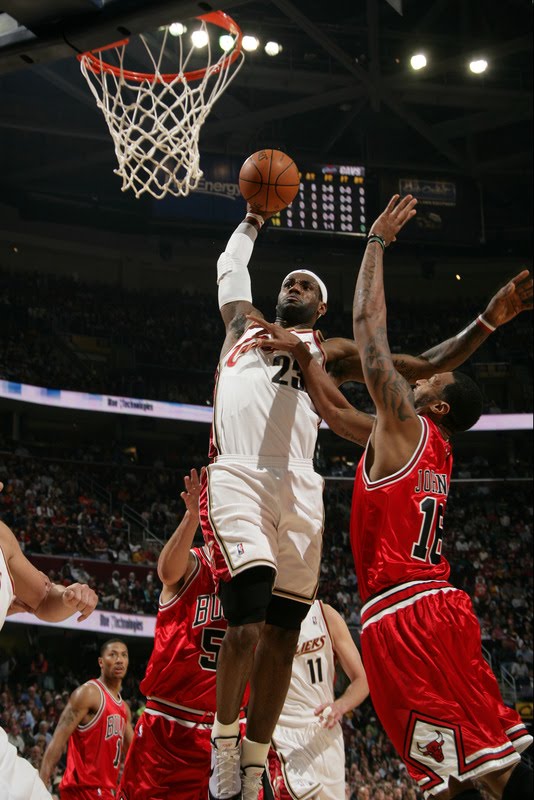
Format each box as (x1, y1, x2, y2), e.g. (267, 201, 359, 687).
(217, 230, 254, 309)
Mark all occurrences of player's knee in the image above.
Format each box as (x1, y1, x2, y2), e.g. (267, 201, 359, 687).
(501, 761, 533, 800)
(223, 620, 264, 653)
(265, 595, 310, 630)
(263, 624, 300, 662)
(219, 566, 275, 627)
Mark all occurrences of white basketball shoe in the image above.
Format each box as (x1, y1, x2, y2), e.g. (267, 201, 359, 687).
(208, 736, 242, 800)
(240, 765, 264, 800)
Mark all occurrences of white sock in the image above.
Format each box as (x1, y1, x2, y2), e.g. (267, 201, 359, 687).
(241, 737, 270, 769)
(212, 714, 240, 741)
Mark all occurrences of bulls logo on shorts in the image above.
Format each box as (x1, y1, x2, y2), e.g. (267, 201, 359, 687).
(416, 729, 445, 762)
(408, 716, 456, 770)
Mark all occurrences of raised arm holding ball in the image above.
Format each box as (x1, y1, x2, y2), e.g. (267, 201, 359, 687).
(202, 153, 533, 800)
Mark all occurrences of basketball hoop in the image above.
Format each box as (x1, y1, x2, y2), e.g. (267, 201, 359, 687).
(78, 12, 244, 199)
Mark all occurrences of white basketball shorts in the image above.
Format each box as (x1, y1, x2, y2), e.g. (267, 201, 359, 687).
(200, 456, 324, 603)
(267, 722, 345, 800)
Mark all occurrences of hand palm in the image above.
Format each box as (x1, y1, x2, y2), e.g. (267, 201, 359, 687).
(485, 271, 533, 327)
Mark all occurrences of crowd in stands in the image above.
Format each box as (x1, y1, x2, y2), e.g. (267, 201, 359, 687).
(1, 268, 532, 411)
(344, 703, 421, 799)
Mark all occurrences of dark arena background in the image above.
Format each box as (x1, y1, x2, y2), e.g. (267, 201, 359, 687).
(0, 1, 532, 798)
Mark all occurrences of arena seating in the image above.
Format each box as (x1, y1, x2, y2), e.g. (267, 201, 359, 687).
(1, 268, 532, 411)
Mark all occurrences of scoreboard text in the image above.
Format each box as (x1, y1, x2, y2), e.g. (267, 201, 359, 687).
(271, 163, 367, 236)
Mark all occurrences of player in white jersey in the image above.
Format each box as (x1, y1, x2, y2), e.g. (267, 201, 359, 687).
(262, 601, 368, 800)
(207, 322, 326, 600)
(204, 200, 532, 800)
(0, 490, 97, 800)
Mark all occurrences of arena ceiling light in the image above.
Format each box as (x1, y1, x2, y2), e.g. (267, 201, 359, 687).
(410, 53, 427, 70)
(168, 22, 187, 37)
(219, 34, 236, 52)
(469, 58, 488, 74)
(242, 35, 260, 52)
(264, 41, 282, 56)
(191, 29, 209, 48)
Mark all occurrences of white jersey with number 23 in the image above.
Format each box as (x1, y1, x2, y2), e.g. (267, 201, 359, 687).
(212, 324, 326, 461)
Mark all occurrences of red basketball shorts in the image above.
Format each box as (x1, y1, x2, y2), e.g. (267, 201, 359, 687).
(117, 711, 212, 800)
(360, 581, 532, 798)
(117, 711, 247, 800)
(60, 789, 116, 800)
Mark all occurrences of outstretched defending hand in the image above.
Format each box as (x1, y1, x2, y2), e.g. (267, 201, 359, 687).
(246, 314, 303, 352)
(483, 270, 533, 328)
(62, 583, 98, 622)
(180, 467, 204, 519)
(368, 193, 418, 246)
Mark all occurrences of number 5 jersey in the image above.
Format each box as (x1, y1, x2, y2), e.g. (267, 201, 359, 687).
(139, 546, 239, 722)
(118, 547, 248, 800)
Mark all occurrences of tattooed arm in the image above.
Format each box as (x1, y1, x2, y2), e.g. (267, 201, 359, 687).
(353, 195, 421, 481)
(392, 268, 533, 379)
(40, 682, 101, 787)
(326, 268, 533, 384)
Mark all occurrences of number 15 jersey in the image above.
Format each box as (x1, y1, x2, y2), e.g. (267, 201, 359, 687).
(350, 415, 453, 603)
(211, 324, 326, 461)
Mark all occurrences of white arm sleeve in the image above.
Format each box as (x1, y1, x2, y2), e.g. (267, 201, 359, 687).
(217, 223, 256, 309)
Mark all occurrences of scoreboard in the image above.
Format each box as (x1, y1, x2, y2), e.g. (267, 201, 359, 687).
(271, 163, 368, 236)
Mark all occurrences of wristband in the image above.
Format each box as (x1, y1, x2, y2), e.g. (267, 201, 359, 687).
(476, 314, 496, 333)
(245, 212, 264, 230)
(367, 233, 386, 250)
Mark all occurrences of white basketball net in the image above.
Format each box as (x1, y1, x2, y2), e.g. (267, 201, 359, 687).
(79, 19, 244, 199)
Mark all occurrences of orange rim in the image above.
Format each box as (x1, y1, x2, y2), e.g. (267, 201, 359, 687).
(77, 11, 243, 84)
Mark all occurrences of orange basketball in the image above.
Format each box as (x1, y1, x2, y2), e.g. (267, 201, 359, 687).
(239, 149, 300, 214)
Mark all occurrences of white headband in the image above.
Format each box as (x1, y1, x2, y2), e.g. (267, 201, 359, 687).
(282, 269, 328, 303)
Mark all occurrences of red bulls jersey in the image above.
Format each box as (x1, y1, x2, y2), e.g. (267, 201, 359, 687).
(140, 547, 245, 723)
(351, 415, 453, 602)
(61, 679, 127, 794)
